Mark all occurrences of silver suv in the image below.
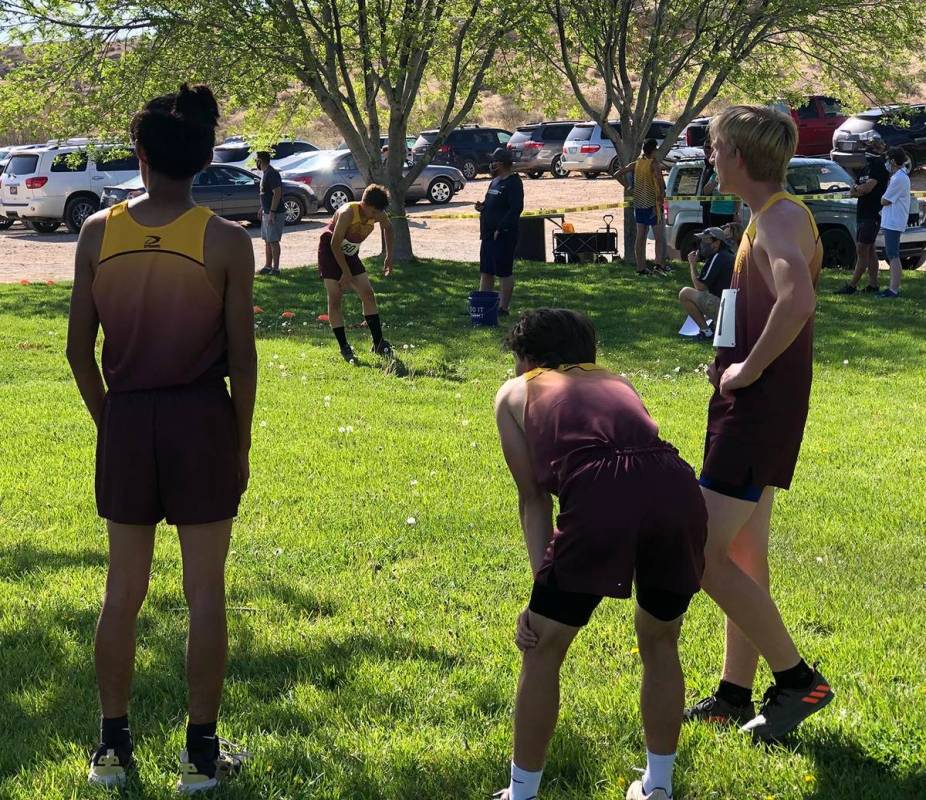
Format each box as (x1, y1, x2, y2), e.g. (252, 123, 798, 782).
(561, 120, 674, 178)
(508, 121, 579, 179)
(665, 157, 858, 269)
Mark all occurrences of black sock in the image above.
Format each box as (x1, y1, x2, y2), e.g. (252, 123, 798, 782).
(773, 659, 814, 690)
(715, 679, 752, 707)
(186, 721, 219, 761)
(364, 314, 383, 344)
(101, 714, 131, 748)
(332, 326, 349, 349)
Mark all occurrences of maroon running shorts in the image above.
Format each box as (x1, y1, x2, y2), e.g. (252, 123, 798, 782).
(95, 378, 241, 526)
(317, 231, 366, 280)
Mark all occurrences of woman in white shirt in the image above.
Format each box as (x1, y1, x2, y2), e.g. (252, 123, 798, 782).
(878, 147, 911, 298)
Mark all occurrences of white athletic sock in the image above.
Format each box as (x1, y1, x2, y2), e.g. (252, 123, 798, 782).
(509, 760, 543, 800)
(642, 750, 675, 797)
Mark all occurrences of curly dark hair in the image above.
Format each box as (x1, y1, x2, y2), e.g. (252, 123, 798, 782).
(130, 83, 219, 180)
(504, 309, 597, 367)
(362, 184, 390, 210)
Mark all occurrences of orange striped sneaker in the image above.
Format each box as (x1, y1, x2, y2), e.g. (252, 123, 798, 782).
(740, 668, 833, 742)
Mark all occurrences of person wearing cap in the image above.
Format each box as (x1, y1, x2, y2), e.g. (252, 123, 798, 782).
(678, 226, 734, 341)
(475, 147, 524, 316)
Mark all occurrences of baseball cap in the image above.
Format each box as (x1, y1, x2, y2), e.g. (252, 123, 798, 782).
(490, 147, 513, 165)
(695, 226, 729, 242)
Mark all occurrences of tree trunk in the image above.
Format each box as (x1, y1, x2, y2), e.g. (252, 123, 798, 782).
(384, 185, 414, 263)
(622, 206, 636, 265)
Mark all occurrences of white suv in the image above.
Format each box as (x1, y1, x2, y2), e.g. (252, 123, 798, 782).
(0, 140, 139, 233)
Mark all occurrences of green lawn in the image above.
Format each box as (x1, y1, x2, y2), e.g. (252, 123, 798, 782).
(1, 258, 924, 800)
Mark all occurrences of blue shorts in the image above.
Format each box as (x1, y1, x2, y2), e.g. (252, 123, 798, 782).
(698, 474, 764, 503)
(882, 228, 902, 260)
(635, 207, 658, 226)
(479, 234, 517, 278)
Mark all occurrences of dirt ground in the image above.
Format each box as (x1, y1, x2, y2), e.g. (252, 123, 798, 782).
(0, 175, 637, 283)
(2, 171, 924, 283)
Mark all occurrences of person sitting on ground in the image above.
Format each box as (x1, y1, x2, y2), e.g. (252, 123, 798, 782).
(679, 226, 734, 341)
(67, 82, 256, 793)
(493, 309, 708, 800)
(316, 184, 394, 362)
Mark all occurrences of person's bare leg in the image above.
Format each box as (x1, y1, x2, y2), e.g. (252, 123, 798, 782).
(351, 273, 380, 316)
(179, 519, 232, 724)
(635, 606, 684, 755)
(479, 272, 495, 292)
(95, 522, 156, 717)
(271, 241, 281, 270)
(847, 243, 868, 288)
(512, 611, 580, 771)
(889, 255, 902, 293)
(699, 487, 801, 672)
(499, 276, 514, 311)
(679, 287, 709, 330)
(720, 487, 774, 689)
(263, 241, 272, 270)
(654, 220, 667, 267)
(863, 243, 879, 288)
(634, 223, 648, 272)
(324, 279, 345, 329)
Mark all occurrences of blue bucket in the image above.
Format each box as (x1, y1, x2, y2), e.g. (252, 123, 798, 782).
(468, 291, 500, 326)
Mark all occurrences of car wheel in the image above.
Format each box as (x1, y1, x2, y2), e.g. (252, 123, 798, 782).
(608, 157, 622, 178)
(677, 229, 699, 260)
(460, 159, 477, 180)
(64, 195, 99, 233)
(526, 170, 543, 180)
(324, 186, 354, 214)
(29, 218, 62, 234)
(0, 216, 14, 230)
(584, 172, 600, 180)
(820, 227, 857, 270)
(551, 155, 569, 178)
(282, 195, 305, 225)
(427, 178, 454, 204)
(900, 251, 925, 270)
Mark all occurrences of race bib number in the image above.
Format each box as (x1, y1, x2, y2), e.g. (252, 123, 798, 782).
(341, 240, 361, 256)
(713, 288, 737, 348)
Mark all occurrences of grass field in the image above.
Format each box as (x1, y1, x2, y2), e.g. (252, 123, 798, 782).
(1, 258, 924, 800)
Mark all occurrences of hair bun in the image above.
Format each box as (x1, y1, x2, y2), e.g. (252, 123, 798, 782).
(173, 83, 219, 128)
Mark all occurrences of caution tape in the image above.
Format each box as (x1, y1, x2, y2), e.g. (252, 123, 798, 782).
(422, 201, 631, 220)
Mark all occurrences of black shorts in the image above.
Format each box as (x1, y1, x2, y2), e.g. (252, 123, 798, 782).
(96, 378, 241, 526)
(529, 576, 694, 627)
(479, 234, 517, 278)
(856, 218, 879, 245)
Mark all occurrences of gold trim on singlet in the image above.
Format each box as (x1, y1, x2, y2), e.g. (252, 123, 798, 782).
(99, 201, 214, 266)
(523, 363, 607, 381)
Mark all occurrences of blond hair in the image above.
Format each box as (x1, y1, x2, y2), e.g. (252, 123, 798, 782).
(709, 105, 797, 184)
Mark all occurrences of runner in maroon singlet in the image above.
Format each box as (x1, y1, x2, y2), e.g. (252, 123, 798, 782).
(684, 105, 834, 743)
(493, 309, 707, 800)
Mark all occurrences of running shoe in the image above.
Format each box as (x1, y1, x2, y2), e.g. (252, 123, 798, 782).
(87, 741, 133, 788)
(371, 338, 393, 357)
(862, 284, 879, 293)
(257, 267, 280, 276)
(832, 284, 856, 295)
(684, 693, 755, 726)
(740, 668, 833, 742)
(340, 345, 356, 364)
(626, 780, 672, 800)
(176, 739, 251, 795)
(653, 264, 673, 276)
(636, 269, 653, 276)
(876, 289, 899, 299)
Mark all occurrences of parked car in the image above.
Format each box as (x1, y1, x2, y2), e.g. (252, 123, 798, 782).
(507, 121, 579, 179)
(560, 119, 675, 178)
(336, 135, 418, 160)
(0, 141, 139, 233)
(830, 104, 926, 176)
(282, 150, 465, 213)
(212, 139, 319, 170)
(100, 164, 318, 224)
(666, 157, 859, 269)
(411, 125, 512, 180)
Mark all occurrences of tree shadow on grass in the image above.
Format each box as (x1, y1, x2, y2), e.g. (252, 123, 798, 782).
(0, 541, 105, 580)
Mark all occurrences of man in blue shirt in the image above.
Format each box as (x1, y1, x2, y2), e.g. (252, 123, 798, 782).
(475, 147, 524, 316)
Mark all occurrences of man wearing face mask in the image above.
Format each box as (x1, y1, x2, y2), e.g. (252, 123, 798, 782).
(678, 227, 734, 341)
(475, 147, 524, 316)
(876, 146, 911, 299)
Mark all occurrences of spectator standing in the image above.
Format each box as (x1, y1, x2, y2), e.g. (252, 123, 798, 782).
(255, 150, 284, 276)
(617, 139, 668, 275)
(700, 139, 742, 228)
(475, 147, 524, 316)
(678, 227, 734, 340)
(877, 146, 911, 299)
(834, 136, 889, 295)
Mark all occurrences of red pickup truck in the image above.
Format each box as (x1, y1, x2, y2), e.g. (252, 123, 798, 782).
(684, 96, 846, 157)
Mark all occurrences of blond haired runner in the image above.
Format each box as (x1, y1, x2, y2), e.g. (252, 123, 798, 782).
(684, 106, 834, 742)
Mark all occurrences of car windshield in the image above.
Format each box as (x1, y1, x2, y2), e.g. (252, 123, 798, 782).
(787, 163, 854, 194)
(566, 125, 594, 141)
(213, 146, 251, 163)
(7, 154, 39, 174)
(414, 132, 439, 148)
(509, 129, 538, 144)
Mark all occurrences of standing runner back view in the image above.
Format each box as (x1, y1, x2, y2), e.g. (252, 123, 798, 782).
(66, 83, 257, 793)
